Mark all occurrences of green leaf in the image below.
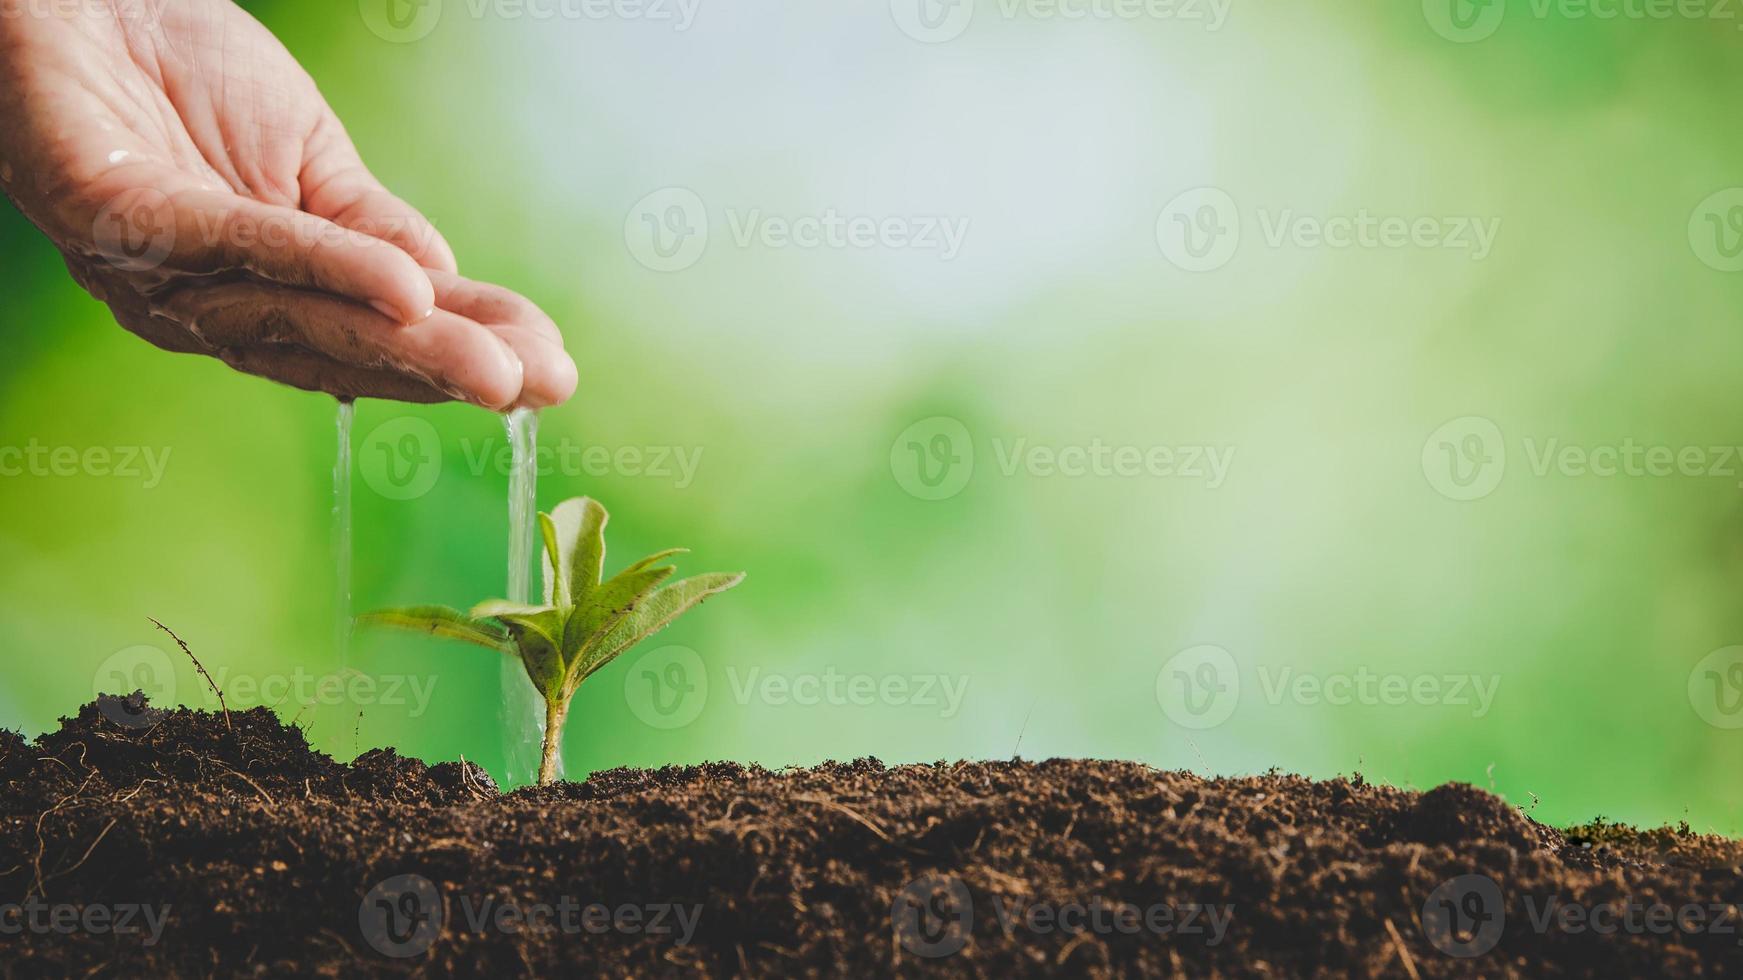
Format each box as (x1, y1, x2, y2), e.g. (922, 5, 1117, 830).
(355, 606, 511, 652)
(540, 498, 608, 607)
(567, 497, 609, 604)
(579, 572, 745, 679)
(470, 599, 554, 620)
(537, 513, 567, 607)
(561, 564, 676, 665)
(623, 548, 688, 575)
(494, 608, 568, 696)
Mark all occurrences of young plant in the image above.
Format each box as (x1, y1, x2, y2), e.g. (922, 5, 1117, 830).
(359, 496, 743, 785)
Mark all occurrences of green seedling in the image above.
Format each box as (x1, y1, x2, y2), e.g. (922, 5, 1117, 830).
(359, 496, 744, 784)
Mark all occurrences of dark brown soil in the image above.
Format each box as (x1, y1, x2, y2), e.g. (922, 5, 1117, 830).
(2, 694, 1740, 978)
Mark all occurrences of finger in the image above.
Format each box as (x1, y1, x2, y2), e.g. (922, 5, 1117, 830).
(303, 172, 460, 274)
(91, 182, 438, 325)
(154, 281, 525, 410)
(218, 344, 450, 403)
(299, 116, 460, 273)
(429, 271, 577, 409)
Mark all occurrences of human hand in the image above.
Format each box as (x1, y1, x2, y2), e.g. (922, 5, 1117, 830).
(0, 0, 576, 409)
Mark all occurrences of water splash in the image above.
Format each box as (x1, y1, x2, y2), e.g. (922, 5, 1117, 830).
(333, 399, 355, 668)
(501, 408, 552, 784)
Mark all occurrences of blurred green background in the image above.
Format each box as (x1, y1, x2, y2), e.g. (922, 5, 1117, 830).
(3, 0, 1743, 831)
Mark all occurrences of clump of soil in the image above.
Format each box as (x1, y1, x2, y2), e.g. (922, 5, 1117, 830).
(2, 695, 1739, 978)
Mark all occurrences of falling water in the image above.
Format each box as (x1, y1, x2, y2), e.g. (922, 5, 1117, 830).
(502, 408, 551, 784)
(506, 408, 539, 604)
(333, 399, 355, 668)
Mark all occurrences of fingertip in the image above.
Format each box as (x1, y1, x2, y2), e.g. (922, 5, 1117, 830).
(360, 237, 437, 325)
(517, 344, 578, 410)
(456, 336, 525, 412)
(420, 231, 460, 275)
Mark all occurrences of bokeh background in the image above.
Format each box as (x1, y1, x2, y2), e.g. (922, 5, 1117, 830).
(3, 0, 1743, 830)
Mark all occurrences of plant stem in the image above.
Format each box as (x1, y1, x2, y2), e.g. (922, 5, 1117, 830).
(538, 698, 568, 786)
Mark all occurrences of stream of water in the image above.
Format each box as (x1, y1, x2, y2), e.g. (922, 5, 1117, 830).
(333, 399, 354, 669)
(502, 408, 550, 785)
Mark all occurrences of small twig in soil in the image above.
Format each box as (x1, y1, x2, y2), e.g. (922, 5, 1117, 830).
(1011, 695, 1037, 759)
(149, 618, 230, 731)
(1382, 917, 1422, 980)
(42, 817, 118, 886)
(212, 761, 276, 810)
(792, 794, 913, 852)
(30, 772, 96, 899)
